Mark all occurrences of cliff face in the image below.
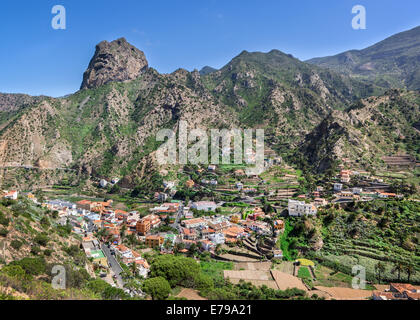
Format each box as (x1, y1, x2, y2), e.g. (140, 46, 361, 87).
(80, 38, 149, 90)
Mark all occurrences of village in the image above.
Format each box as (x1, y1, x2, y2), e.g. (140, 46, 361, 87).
(1, 153, 418, 300)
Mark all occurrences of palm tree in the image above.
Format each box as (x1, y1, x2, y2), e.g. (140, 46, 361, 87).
(392, 262, 404, 281)
(120, 225, 126, 239)
(375, 262, 386, 284)
(404, 263, 415, 283)
(130, 261, 138, 276)
(215, 244, 222, 255)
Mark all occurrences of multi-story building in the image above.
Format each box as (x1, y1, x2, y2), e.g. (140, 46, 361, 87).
(145, 235, 164, 248)
(136, 219, 151, 235)
(288, 199, 317, 217)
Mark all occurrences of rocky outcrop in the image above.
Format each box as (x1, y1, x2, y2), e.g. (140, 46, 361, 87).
(80, 38, 148, 89)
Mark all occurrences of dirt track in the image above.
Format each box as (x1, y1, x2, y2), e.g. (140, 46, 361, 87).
(176, 288, 207, 300)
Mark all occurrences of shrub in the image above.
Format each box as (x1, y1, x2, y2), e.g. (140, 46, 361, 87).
(64, 244, 80, 257)
(86, 279, 128, 300)
(34, 234, 49, 246)
(0, 228, 8, 237)
(31, 246, 41, 255)
(10, 257, 46, 275)
(0, 211, 10, 226)
(1, 265, 27, 279)
(10, 240, 23, 250)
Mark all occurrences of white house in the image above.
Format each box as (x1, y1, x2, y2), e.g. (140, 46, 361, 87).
(209, 233, 225, 245)
(333, 183, 343, 192)
(183, 207, 193, 219)
(352, 187, 363, 194)
(191, 201, 217, 212)
(3, 190, 18, 200)
(288, 199, 317, 217)
(99, 179, 108, 188)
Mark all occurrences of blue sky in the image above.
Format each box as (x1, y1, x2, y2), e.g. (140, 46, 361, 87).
(0, 0, 419, 97)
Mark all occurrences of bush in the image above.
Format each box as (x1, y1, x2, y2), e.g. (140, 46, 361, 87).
(10, 257, 46, 275)
(0, 212, 10, 226)
(34, 234, 49, 246)
(64, 244, 80, 257)
(86, 279, 128, 300)
(0, 265, 28, 280)
(40, 216, 50, 227)
(10, 240, 23, 250)
(31, 246, 41, 255)
(0, 228, 8, 237)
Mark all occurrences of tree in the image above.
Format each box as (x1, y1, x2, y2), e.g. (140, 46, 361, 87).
(149, 255, 201, 287)
(174, 242, 185, 253)
(163, 239, 172, 250)
(375, 262, 385, 284)
(131, 261, 137, 276)
(188, 243, 198, 256)
(118, 226, 126, 240)
(143, 277, 171, 300)
(392, 262, 404, 281)
(404, 263, 416, 283)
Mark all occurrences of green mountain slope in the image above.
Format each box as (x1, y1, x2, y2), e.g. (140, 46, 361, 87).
(307, 26, 420, 90)
(296, 89, 420, 173)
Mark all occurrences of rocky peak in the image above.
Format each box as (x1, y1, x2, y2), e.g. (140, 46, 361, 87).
(80, 37, 148, 90)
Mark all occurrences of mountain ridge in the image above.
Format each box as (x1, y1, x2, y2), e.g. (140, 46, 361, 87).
(307, 25, 420, 90)
(0, 32, 419, 190)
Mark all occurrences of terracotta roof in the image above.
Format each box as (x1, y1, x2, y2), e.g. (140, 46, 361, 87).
(391, 283, 416, 294)
(406, 292, 420, 300)
(77, 200, 91, 205)
(146, 235, 163, 240)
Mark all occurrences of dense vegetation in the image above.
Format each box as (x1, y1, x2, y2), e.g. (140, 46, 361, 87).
(146, 254, 318, 300)
(285, 200, 420, 283)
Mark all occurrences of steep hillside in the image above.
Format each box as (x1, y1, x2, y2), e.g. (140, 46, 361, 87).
(307, 26, 420, 90)
(296, 89, 420, 172)
(0, 45, 235, 188)
(0, 197, 135, 300)
(0, 93, 46, 130)
(202, 49, 381, 146)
